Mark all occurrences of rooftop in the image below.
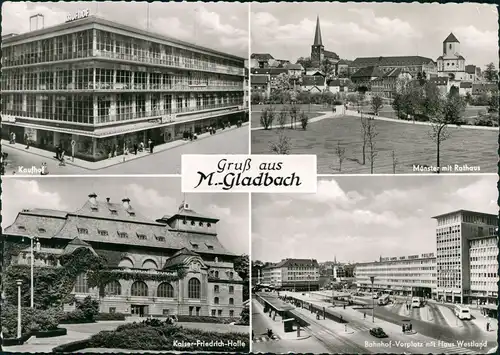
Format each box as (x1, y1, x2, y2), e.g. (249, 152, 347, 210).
(352, 56, 435, 67)
(2, 15, 244, 61)
(444, 32, 460, 43)
(431, 210, 498, 219)
(351, 66, 384, 78)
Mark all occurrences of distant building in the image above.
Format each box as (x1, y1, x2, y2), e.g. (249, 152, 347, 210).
(429, 76, 452, 95)
(350, 56, 436, 78)
(326, 79, 346, 94)
(459, 82, 473, 96)
(284, 63, 304, 78)
(262, 258, 320, 291)
(371, 68, 413, 99)
(469, 234, 498, 305)
(433, 210, 497, 304)
(302, 75, 325, 93)
(355, 253, 437, 298)
(472, 82, 497, 97)
(351, 66, 384, 90)
(250, 75, 270, 100)
(250, 53, 274, 68)
(310, 16, 339, 70)
(465, 65, 481, 82)
(337, 59, 352, 77)
(437, 33, 466, 81)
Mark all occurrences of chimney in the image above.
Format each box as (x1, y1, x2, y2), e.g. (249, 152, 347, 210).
(106, 197, 110, 203)
(122, 197, 131, 210)
(88, 193, 97, 204)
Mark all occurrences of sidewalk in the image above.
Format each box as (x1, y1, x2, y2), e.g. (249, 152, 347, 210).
(345, 109, 498, 131)
(2, 123, 248, 171)
(252, 299, 310, 341)
(469, 309, 497, 334)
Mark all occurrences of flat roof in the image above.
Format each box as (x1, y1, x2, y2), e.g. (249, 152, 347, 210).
(2, 15, 244, 62)
(432, 210, 498, 219)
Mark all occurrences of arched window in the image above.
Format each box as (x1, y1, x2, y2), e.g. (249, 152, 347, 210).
(118, 257, 134, 268)
(75, 273, 89, 293)
(214, 297, 219, 304)
(157, 282, 174, 298)
(105, 281, 121, 296)
(142, 259, 158, 270)
(131, 281, 148, 297)
(229, 298, 234, 305)
(188, 278, 201, 299)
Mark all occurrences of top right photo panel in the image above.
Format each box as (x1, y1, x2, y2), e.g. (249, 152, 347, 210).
(250, 2, 499, 174)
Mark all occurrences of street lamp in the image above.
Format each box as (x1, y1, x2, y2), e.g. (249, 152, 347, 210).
(370, 276, 375, 323)
(16, 279, 23, 339)
(23, 236, 41, 308)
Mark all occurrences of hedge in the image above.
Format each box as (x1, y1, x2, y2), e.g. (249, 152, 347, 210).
(95, 312, 127, 321)
(35, 327, 67, 338)
(175, 315, 239, 324)
(2, 332, 33, 346)
(52, 339, 92, 353)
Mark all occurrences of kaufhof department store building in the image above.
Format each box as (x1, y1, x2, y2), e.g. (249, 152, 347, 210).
(1, 13, 247, 161)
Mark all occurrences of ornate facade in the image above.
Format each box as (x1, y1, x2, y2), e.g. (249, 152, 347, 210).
(4, 193, 244, 318)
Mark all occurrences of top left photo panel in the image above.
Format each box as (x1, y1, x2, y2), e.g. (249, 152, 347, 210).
(1, 1, 250, 176)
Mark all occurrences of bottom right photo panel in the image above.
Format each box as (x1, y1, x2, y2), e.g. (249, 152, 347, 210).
(251, 175, 498, 355)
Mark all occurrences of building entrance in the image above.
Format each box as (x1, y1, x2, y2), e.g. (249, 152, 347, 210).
(131, 305, 148, 317)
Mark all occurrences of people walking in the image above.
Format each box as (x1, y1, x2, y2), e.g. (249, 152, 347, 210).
(148, 139, 152, 152)
(59, 151, 66, 166)
(133, 143, 138, 155)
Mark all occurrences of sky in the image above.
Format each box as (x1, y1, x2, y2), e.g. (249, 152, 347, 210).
(2, 177, 249, 255)
(252, 175, 498, 264)
(1, 1, 249, 58)
(251, 2, 499, 68)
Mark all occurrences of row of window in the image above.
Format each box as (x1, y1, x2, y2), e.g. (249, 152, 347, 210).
(3, 93, 243, 125)
(1, 68, 242, 91)
(2, 29, 243, 75)
(470, 255, 496, 261)
(76, 276, 202, 298)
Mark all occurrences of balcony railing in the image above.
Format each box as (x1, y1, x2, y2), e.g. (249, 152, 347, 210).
(2, 101, 244, 126)
(2, 50, 245, 76)
(1, 82, 244, 92)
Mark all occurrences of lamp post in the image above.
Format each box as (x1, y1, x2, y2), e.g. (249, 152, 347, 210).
(370, 276, 375, 323)
(16, 279, 23, 338)
(27, 236, 41, 308)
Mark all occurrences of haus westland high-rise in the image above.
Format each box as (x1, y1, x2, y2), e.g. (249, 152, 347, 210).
(1, 15, 247, 161)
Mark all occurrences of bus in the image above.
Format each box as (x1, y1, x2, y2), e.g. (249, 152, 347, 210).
(378, 294, 390, 306)
(454, 305, 472, 320)
(411, 297, 421, 308)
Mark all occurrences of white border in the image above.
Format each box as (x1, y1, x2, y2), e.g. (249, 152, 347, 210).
(247, 3, 253, 352)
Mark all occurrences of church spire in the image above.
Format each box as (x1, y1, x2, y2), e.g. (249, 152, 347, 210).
(313, 15, 323, 46)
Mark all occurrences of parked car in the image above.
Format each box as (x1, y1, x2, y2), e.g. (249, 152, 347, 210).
(369, 327, 388, 338)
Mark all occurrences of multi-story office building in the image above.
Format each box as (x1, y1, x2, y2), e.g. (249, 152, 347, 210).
(355, 253, 437, 298)
(261, 258, 320, 291)
(468, 233, 498, 305)
(4, 194, 244, 317)
(1, 14, 247, 161)
(433, 210, 497, 304)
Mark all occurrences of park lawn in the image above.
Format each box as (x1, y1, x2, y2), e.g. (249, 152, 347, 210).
(251, 111, 325, 128)
(251, 115, 498, 174)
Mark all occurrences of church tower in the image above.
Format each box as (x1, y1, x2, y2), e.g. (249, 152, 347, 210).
(443, 32, 460, 57)
(311, 16, 324, 68)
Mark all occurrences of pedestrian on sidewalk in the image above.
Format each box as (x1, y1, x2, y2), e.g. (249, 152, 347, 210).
(151, 141, 155, 153)
(133, 143, 138, 155)
(486, 322, 490, 332)
(59, 151, 66, 166)
(148, 139, 152, 152)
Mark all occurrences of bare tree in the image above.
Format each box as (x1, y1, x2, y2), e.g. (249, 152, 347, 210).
(365, 117, 378, 174)
(299, 111, 309, 130)
(360, 116, 370, 165)
(260, 107, 275, 130)
(277, 107, 288, 129)
(392, 150, 398, 174)
(335, 141, 346, 172)
(289, 104, 299, 129)
(269, 131, 291, 154)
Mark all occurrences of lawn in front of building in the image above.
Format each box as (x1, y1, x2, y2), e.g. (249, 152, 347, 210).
(251, 115, 498, 174)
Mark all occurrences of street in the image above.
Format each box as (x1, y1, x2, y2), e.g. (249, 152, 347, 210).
(2, 126, 248, 175)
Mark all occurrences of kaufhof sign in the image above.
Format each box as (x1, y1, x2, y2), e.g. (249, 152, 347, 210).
(66, 9, 90, 22)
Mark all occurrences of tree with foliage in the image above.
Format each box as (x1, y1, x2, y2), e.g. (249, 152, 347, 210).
(360, 116, 370, 165)
(251, 92, 263, 105)
(296, 57, 313, 69)
(270, 131, 291, 154)
(429, 92, 466, 172)
(260, 107, 275, 130)
(271, 72, 295, 104)
(299, 111, 309, 130)
(234, 255, 249, 302)
(335, 141, 346, 172)
(488, 89, 499, 114)
(289, 104, 300, 129)
(392, 150, 398, 174)
(277, 107, 288, 129)
(484, 62, 499, 82)
(320, 58, 336, 79)
(371, 95, 384, 116)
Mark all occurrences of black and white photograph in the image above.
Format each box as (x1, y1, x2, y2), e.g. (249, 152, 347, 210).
(1, 177, 250, 352)
(250, 2, 499, 174)
(251, 176, 498, 354)
(1, 1, 249, 176)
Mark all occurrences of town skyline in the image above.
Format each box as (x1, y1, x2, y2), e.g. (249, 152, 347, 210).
(252, 176, 497, 263)
(251, 2, 498, 68)
(2, 177, 250, 255)
(2, 1, 249, 58)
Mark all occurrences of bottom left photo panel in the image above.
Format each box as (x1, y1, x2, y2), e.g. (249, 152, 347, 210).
(1, 176, 250, 353)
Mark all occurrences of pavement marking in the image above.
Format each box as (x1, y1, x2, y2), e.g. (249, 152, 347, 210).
(252, 335, 281, 343)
